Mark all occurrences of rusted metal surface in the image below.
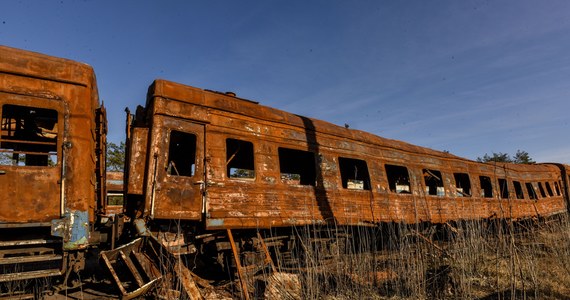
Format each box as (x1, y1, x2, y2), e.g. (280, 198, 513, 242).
(107, 171, 124, 193)
(0, 269, 62, 283)
(0, 230, 63, 283)
(96, 105, 108, 215)
(0, 45, 103, 226)
(146, 115, 204, 220)
(127, 79, 570, 230)
(0, 46, 106, 283)
(126, 128, 148, 196)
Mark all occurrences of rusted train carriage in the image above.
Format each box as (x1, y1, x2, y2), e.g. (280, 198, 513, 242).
(0, 46, 111, 286)
(124, 79, 569, 267)
(1, 46, 569, 298)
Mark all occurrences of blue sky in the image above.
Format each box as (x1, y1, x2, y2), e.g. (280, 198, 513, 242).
(2, 1, 569, 163)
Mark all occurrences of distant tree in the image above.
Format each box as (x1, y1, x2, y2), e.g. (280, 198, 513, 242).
(476, 150, 535, 164)
(476, 152, 512, 163)
(107, 141, 125, 171)
(0, 153, 13, 165)
(513, 150, 535, 164)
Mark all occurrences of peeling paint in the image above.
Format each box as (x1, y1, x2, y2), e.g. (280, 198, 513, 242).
(207, 219, 224, 227)
(51, 210, 89, 250)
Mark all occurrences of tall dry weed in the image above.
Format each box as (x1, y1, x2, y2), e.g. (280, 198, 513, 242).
(246, 213, 570, 299)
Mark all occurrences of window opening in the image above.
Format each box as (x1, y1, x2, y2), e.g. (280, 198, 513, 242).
(167, 130, 196, 177)
(385, 164, 411, 194)
(0, 104, 58, 166)
(278, 147, 316, 186)
(513, 181, 524, 199)
(554, 182, 561, 196)
(423, 169, 444, 196)
(525, 183, 537, 200)
(106, 176, 124, 205)
(498, 178, 509, 199)
(339, 157, 370, 190)
(454, 173, 471, 197)
(538, 182, 547, 197)
(479, 176, 493, 198)
(107, 193, 124, 206)
(226, 138, 255, 179)
(545, 182, 554, 197)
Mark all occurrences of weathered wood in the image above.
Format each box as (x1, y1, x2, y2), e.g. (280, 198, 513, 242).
(227, 229, 250, 300)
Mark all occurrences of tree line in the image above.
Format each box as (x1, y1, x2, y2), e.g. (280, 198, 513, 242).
(476, 150, 535, 164)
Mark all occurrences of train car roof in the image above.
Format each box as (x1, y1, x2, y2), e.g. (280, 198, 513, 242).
(149, 79, 560, 173)
(0, 45, 96, 88)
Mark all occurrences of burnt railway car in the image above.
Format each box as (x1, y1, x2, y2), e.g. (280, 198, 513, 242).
(2, 46, 569, 298)
(0, 46, 111, 287)
(123, 79, 569, 274)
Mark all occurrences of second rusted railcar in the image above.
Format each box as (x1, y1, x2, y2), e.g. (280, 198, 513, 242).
(124, 79, 569, 254)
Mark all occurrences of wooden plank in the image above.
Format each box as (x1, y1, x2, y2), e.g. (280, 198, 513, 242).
(227, 229, 250, 300)
(119, 250, 145, 288)
(100, 252, 128, 296)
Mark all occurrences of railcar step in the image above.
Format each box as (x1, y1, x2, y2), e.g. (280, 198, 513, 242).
(0, 253, 62, 265)
(0, 293, 34, 300)
(0, 239, 60, 247)
(0, 268, 62, 283)
(0, 246, 57, 257)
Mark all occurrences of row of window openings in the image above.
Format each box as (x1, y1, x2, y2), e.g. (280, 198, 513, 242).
(168, 135, 368, 188)
(466, 176, 561, 199)
(167, 135, 563, 199)
(392, 170, 562, 199)
(2, 103, 566, 199)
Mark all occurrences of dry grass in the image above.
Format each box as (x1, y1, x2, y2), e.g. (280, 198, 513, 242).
(14, 214, 570, 300)
(38, 212, 570, 299)
(240, 213, 570, 300)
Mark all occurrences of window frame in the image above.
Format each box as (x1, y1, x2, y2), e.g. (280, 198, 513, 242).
(453, 172, 472, 197)
(525, 182, 537, 200)
(554, 181, 561, 196)
(545, 182, 554, 197)
(0, 103, 62, 168)
(498, 178, 509, 199)
(277, 147, 317, 186)
(338, 156, 371, 190)
(479, 176, 494, 198)
(166, 130, 197, 178)
(513, 181, 524, 199)
(423, 168, 445, 196)
(385, 164, 412, 194)
(538, 182, 547, 198)
(226, 138, 256, 180)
